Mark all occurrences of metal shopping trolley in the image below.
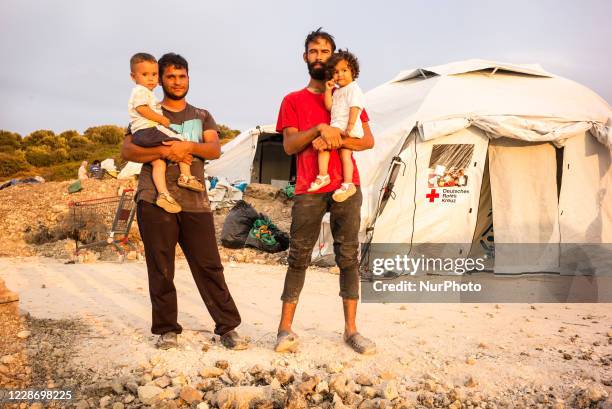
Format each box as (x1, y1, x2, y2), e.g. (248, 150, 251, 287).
(68, 188, 137, 260)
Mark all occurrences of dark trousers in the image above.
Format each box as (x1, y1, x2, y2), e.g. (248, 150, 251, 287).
(281, 187, 362, 302)
(132, 127, 181, 148)
(137, 201, 241, 335)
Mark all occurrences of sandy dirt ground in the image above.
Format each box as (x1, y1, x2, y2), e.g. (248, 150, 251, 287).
(0, 257, 610, 408)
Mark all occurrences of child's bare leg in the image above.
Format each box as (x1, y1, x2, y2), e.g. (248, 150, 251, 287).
(332, 149, 357, 202)
(339, 148, 354, 183)
(151, 159, 170, 194)
(178, 161, 192, 178)
(318, 150, 330, 176)
(152, 159, 181, 213)
(307, 150, 331, 192)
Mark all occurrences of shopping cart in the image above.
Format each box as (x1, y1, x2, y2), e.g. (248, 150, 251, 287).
(68, 188, 137, 260)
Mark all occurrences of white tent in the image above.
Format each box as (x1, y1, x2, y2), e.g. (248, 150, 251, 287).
(207, 124, 293, 188)
(207, 59, 612, 274)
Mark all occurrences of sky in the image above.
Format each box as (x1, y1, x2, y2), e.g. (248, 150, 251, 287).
(0, 0, 610, 136)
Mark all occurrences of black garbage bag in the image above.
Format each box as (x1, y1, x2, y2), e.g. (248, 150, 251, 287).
(220, 200, 259, 248)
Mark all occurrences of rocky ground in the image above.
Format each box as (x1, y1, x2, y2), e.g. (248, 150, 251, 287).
(1, 311, 610, 409)
(2, 258, 611, 409)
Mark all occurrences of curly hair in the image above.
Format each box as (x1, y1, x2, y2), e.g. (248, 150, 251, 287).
(325, 49, 360, 81)
(304, 27, 336, 53)
(130, 53, 156, 72)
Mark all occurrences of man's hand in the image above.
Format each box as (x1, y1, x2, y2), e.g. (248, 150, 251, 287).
(318, 124, 342, 149)
(312, 136, 329, 151)
(162, 140, 193, 164)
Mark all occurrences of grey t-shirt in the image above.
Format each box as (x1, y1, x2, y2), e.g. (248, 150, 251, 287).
(136, 103, 218, 213)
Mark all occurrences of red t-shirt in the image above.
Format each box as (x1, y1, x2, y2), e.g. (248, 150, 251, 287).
(276, 88, 370, 195)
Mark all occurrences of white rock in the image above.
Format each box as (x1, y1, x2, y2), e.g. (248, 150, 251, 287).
(171, 374, 186, 386)
(155, 375, 170, 388)
(0, 355, 15, 364)
(316, 380, 329, 394)
(200, 366, 225, 378)
(158, 388, 177, 400)
(16, 330, 31, 339)
(151, 365, 166, 378)
(100, 395, 112, 409)
(379, 380, 398, 400)
(326, 362, 344, 374)
(137, 385, 163, 405)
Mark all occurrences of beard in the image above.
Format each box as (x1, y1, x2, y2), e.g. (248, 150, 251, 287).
(307, 61, 326, 80)
(162, 83, 189, 100)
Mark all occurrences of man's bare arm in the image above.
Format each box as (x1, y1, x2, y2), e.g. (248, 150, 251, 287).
(310, 121, 374, 153)
(282, 126, 319, 155)
(190, 129, 222, 160)
(283, 124, 343, 155)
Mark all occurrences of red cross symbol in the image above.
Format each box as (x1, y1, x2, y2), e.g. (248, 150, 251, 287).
(426, 189, 439, 203)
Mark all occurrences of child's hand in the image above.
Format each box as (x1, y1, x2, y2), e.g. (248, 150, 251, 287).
(160, 117, 171, 128)
(325, 80, 336, 91)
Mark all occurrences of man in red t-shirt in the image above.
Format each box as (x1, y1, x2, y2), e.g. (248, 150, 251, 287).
(274, 28, 376, 355)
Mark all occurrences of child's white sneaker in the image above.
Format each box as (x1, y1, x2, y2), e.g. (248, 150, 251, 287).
(307, 174, 331, 192)
(332, 182, 356, 202)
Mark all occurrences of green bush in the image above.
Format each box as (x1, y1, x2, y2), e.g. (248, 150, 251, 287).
(68, 135, 91, 148)
(68, 147, 90, 161)
(25, 146, 55, 167)
(0, 122, 234, 181)
(0, 130, 22, 152)
(218, 124, 241, 140)
(40, 135, 67, 150)
(0, 151, 30, 177)
(84, 125, 124, 145)
(54, 148, 69, 162)
(23, 129, 55, 147)
(59, 130, 80, 140)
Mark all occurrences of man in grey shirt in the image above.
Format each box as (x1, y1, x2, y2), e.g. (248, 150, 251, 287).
(122, 53, 247, 350)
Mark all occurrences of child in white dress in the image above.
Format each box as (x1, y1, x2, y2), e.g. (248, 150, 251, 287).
(308, 50, 365, 202)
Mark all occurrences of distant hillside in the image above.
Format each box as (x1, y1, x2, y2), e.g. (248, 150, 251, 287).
(0, 124, 241, 182)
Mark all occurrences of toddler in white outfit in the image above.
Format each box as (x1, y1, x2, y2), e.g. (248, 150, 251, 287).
(308, 49, 365, 202)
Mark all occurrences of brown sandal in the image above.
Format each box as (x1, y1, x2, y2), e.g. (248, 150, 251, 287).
(178, 175, 205, 192)
(274, 330, 299, 353)
(344, 332, 376, 355)
(156, 192, 182, 213)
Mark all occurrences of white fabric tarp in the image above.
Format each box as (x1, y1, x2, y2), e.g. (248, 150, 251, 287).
(117, 161, 143, 179)
(488, 140, 560, 273)
(559, 132, 612, 243)
(206, 125, 276, 184)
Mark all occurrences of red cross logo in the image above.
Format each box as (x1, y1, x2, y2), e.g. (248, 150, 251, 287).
(426, 189, 439, 203)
